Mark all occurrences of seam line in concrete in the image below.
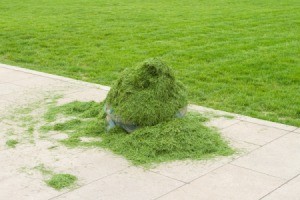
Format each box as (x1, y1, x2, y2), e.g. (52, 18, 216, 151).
(149, 171, 188, 184)
(49, 165, 185, 200)
(241, 140, 263, 147)
(153, 161, 238, 200)
(229, 163, 286, 181)
(48, 166, 130, 200)
(153, 182, 188, 200)
(223, 131, 297, 179)
(219, 120, 241, 130)
(229, 129, 294, 158)
(259, 173, 300, 200)
(51, 141, 262, 200)
(154, 161, 289, 200)
(293, 128, 300, 134)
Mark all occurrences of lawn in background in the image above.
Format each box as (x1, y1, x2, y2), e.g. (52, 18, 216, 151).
(0, 0, 299, 126)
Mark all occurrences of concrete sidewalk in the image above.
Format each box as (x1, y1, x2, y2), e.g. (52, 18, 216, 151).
(0, 63, 299, 200)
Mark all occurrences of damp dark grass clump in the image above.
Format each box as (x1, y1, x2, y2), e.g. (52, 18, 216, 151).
(105, 58, 187, 126)
(42, 101, 234, 167)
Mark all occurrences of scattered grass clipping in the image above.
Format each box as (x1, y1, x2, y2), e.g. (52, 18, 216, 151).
(33, 164, 77, 190)
(6, 139, 18, 148)
(42, 101, 234, 167)
(34, 164, 53, 176)
(106, 58, 187, 126)
(46, 174, 77, 190)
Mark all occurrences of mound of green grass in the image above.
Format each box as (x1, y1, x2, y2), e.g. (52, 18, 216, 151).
(106, 58, 187, 126)
(101, 113, 233, 165)
(42, 101, 234, 166)
(46, 174, 77, 190)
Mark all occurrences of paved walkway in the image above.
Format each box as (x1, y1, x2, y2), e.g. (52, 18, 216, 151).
(0, 63, 299, 200)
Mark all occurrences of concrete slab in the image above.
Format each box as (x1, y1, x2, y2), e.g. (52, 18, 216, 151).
(11, 76, 65, 89)
(206, 117, 240, 130)
(232, 133, 300, 179)
(0, 67, 14, 74)
(158, 164, 285, 200)
(0, 174, 38, 199)
(262, 175, 300, 200)
(0, 83, 24, 96)
(57, 88, 108, 105)
(0, 63, 299, 200)
(54, 167, 184, 200)
(0, 122, 16, 151)
(151, 139, 259, 183)
(238, 116, 298, 132)
(0, 63, 110, 91)
(151, 158, 230, 183)
(45, 148, 129, 183)
(221, 121, 289, 146)
(0, 143, 129, 184)
(293, 128, 300, 134)
(0, 99, 16, 114)
(0, 69, 35, 83)
(0, 174, 61, 200)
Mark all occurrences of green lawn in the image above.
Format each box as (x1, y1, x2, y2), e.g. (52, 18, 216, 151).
(0, 0, 299, 126)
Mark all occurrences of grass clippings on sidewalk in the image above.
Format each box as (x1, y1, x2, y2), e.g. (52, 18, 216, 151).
(42, 101, 234, 167)
(34, 164, 78, 190)
(6, 139, 18, 148)
(46, 174, 77, 190)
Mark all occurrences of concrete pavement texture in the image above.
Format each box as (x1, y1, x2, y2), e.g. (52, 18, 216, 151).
(0, 64, 299, 200)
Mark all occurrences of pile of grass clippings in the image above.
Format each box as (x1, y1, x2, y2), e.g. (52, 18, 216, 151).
(105, 58, 187, 126)
(42, 101, 234, 167)
(101, 113, 234, 166)
(41, 59, 233, 167)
